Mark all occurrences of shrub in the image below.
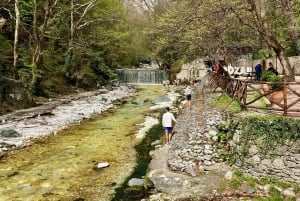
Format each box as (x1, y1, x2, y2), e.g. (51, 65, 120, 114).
(260, 71, 283, 90)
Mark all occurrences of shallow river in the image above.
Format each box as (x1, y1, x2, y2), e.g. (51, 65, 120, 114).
(0, 85, 168, 201)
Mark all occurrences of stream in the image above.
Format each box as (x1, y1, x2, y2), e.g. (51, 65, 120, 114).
(0, 85, 168, 201)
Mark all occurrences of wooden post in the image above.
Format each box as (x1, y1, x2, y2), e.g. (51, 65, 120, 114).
(242, 83, 248, 109)
(283, 83, 287, 115)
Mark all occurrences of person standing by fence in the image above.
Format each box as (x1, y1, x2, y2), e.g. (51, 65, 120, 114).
(255, 63, 262, 81)
(267, 62, 278, 75)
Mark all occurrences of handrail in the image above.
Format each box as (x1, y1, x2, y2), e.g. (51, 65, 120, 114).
(206, 73, 300, 116)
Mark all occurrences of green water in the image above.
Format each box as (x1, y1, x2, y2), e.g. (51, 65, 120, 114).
(0, 85, 168, 201)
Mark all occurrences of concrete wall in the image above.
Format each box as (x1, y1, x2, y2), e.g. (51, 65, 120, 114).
(176, 59, 208, 80)
(176, 56, 300, 81)
(232, 55, 300, 75)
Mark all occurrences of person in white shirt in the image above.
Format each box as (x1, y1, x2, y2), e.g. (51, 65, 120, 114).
(162, 107, 177, 144)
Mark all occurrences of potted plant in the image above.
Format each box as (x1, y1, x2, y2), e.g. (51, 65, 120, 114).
(260, 71, 283, 91)
(260, 71, 284, 104)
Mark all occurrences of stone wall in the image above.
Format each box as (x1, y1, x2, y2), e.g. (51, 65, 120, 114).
(167, 81, 225, 176)
(167, 76, 299, 184)
(233, 134, 300, 183)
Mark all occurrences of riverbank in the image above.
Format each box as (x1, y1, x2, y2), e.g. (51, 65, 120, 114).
(0, 85, 174, 201)
(0, 86, 136, 153)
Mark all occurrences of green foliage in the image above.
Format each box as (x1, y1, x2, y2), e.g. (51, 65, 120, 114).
(40, 77, 70, 97)
(0, 0, 157, 102)
(216, 117, 241, 164)
(29, 78, 42, 96)
(217, 118, 239, 143)
(261, 71, 284, 90)
(19, 0, 33, 24)
(233, 169, 244, 177)
(229, 177, 242, 189)
(252, 48, 278, 60)
(261, 71, 283, 84)
(269, 186, 282, 197)
(216, 114, 300, 166)
(258, 175, 278, 185)
(227, 169, 300, 201)
(210, 94, 241, 113)
(0, 35, 13, 77)
(242, 115, 300, 154)
(76, 65, 98, 89)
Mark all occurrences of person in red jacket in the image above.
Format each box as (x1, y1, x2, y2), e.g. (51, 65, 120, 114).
(215, 64, 221, 73)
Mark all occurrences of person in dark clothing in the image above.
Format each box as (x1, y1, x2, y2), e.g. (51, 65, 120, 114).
(255, 63, 262, 81)
(267, 62, 278, 75)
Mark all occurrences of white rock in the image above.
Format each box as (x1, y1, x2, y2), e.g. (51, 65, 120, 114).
(224, 171, 233, 180)
(282, 188, 296, 197)
(128, 178, 144, 187)
(96, 162, 110, 169)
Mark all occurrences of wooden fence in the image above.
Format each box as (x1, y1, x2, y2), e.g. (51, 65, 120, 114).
(207, 73, 300, 116)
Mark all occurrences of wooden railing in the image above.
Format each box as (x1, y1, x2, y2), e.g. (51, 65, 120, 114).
(207, 73, 300, 116)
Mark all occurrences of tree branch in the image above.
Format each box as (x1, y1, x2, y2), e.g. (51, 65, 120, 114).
(75, 0, 97, 28)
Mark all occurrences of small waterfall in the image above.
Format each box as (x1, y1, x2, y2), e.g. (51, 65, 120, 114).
(116, 69, 169, 84)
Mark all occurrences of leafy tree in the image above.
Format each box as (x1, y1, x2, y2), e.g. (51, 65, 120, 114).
(150, 0, 298, 81)
(227, 0, 297, 81)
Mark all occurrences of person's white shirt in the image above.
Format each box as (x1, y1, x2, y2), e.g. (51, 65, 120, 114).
(162, 112, 177, 127)
(185, 86, 192, 95)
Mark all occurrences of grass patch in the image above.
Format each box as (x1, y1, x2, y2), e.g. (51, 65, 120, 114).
(210, 93, 241, 113)
(111, 123, 162, 201)
(226, 169, 300, 201)
(246, 92, 268, 108)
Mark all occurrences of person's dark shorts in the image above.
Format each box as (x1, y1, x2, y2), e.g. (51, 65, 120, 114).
(163, 127, 172, 131)
(186, 94, 192, 100)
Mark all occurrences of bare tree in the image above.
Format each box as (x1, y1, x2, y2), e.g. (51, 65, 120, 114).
(68, 0, 97, 56)
(13, 0, 20, 80)
(31, 0, 58, 93)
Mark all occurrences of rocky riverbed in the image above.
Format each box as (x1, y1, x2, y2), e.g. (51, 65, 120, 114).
(0, 86, 136, 152)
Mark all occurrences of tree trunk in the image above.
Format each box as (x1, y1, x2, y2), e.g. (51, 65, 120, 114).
(277, 48, 295, 82)
(233, 0, 296, 82)
(31, 0, 53, 94)
(69, 0, 74, 56)
(13, 0, 20, 80)
(263, 34, 296, 82)
(32, 0, 38, 86)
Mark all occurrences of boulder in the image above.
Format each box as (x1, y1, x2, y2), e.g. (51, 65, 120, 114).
(0, 129, 22, 138)
(128, 178, 144, 187)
